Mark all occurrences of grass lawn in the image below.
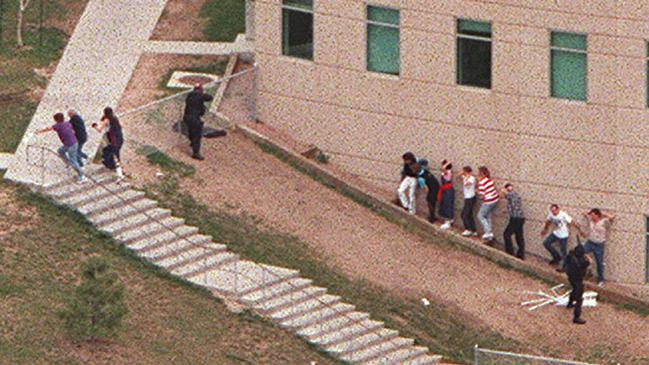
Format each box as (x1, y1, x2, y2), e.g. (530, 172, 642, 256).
(144, 175, 526, 365)
(200, 0, 245, 42)
(0, 181, 344, 365)
(0, 0, 82, 152)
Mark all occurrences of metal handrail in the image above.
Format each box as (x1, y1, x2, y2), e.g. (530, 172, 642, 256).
(23, 144, 397, 360)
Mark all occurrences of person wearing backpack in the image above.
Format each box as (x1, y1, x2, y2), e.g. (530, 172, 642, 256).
(417, 159, 439, 223)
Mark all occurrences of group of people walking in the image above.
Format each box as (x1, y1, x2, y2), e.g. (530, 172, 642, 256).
(35, 107, 125, 183)
(396, 152, 615, 324)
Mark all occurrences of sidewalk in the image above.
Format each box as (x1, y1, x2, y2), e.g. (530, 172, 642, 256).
(5, 0, 168, 186)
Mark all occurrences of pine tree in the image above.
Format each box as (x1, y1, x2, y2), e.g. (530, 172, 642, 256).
(59, 257, 128, 341)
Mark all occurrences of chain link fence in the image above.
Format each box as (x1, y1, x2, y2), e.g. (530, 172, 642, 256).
(474, 345, 606, 365)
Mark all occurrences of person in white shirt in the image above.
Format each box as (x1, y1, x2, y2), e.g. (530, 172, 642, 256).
(458, 166, 477, 236)
(540, 204, 580, 272)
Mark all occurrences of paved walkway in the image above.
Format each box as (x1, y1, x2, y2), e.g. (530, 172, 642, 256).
(5, 0, 168, 186)
(144, 34, 253, 55)
(0, 153, 13, 170)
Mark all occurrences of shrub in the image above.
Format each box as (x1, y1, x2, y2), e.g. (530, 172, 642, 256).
(58, 257, 128, 341)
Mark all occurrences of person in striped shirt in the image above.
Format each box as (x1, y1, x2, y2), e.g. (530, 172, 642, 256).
(477, 166, 499, 241)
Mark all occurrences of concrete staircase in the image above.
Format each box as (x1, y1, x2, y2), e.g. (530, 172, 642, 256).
(42, 164, 442, 365)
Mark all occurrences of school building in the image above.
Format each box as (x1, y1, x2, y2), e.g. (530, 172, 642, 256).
(248, 0, 649, 284)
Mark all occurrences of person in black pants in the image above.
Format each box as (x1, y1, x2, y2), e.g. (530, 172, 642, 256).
(183, 84, 214, 160)
(459, 166, 477, 236)
(502, 183, 525, 259)
(67, 109, 88, 165)
(566, 244, 590, 325)
(417, 159, 440, 223)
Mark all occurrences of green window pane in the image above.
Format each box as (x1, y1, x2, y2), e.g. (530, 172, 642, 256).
(551, 50, 587, 100)
(283, 0, 313, 10)
(458, 19, 492, 37)
(282, 8, 313, 59)
(457, 37, 491, 88)
(368, 6, 399, 25)
(551, 32, 587, 50)
(367, 24, 400, 75)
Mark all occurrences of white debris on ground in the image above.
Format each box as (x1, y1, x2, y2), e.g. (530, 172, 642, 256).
(421, 298, 430, 306)
(521, 284, 598, 311)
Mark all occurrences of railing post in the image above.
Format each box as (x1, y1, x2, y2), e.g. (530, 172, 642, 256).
(474, 344, 479, 365)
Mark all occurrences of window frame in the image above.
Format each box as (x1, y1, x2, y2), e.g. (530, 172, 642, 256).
(455, 17, 493, 89)
(365, 3, 401, 76)
(549, 29, 588, 102)
(281, 0, 315, 60)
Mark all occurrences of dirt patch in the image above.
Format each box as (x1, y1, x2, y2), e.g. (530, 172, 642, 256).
(150, 0, 208, 41)
(178, 75, 213, 86)
(0, 187, 38, 239)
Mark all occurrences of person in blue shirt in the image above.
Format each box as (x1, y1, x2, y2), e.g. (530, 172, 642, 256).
(67, 109, 88, 166)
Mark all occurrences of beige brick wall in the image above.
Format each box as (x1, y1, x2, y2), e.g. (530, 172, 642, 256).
(254, 0, 649, 284)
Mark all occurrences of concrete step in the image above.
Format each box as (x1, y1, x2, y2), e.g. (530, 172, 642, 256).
(43, 164, 107, 191)
(140, 238, 225, 261)
(239, 277, 313, 306)
(401, 353, 443, 365)
(46, 170, 113, 199)
(189, 261, 299, 297)
(90, 199, 158, 226)
(77, 190, 146, 216)
(99, 208, 172, 236)
(342, 337, 414, 364)
(280, 302, 356, 331)
(173, 252, 240, 278)
(298, 310, 369, 342)
(362, 346, 430, 365)
(115, 217, 185, 244)
(156, 246, 227, 270)
(268, 294, 341, 322)
(325, 328, 398, 357)
(127, 228, 204, 251)
(256, 286, 327, 316)
(114, 217, 185, 245)
(60, 182, 132, 208)
(310, 319, 384, 348)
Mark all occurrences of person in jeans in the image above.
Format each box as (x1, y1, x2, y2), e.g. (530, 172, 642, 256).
(458, 166, 477, 237)
(566, 244, 591, 325)
(397, 152, 418, 215)
(501, 183, 525, 259)
(34, 112, 85, 182)
(476, 166, 498, 241)
(438, 160, 455, 229)
(417, 159, 439, 223)
(67, 109, 88, 165)
(541, 204, 579, 271)
(579, 208, 615, 286)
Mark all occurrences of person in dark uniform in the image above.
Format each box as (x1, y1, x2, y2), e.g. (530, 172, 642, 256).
(67, 109, 88, 165)
(566, 244, 591, 325)
(417, 159, 440, 223)
(183, 84, 214, 160)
